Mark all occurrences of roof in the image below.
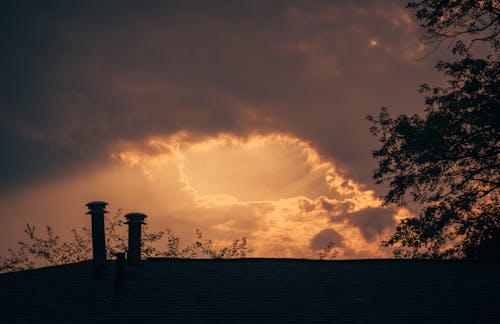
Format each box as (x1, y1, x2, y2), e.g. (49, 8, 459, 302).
(1, 259, 499, 323)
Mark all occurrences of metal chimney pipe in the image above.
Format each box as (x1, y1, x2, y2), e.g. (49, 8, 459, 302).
(86, 201, 108, 269)
(124, 212, 147, 265)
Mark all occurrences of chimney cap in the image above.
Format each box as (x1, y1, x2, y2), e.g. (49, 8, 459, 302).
(125, 212, 147, 224)
(86, 201, 109, 212)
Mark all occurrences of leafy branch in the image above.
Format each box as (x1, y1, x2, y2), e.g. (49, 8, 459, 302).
(0, 210, 253, 273)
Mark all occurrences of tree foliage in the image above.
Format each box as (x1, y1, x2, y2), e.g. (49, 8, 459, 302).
(191, 229, 253, 259)
(0, 225, 92, 273)
(368, 1, 499, 259)
(0, 209, 253, 273)
(407, 0, 500, 54)
(318, 241, 338, 260)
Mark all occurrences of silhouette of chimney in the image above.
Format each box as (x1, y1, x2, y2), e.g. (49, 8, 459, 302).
(86, 201, 108, 269)
(124, 212, 147, 265)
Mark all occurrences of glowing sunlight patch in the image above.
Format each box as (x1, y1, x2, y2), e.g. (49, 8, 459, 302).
(106, 132, 398, 258)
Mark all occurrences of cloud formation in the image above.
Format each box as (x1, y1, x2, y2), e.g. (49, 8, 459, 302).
(0, 132, 400, 258)
(310, 228, 345, 250)
(332, 207, 397, 242)
(0, 0, 437, 192)
(1, 0, 431, 258)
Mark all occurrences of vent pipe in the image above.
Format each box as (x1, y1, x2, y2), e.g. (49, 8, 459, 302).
(124, 212, 147, 265)
(114, 252, 126, 298)
(86, 201, 108, 269)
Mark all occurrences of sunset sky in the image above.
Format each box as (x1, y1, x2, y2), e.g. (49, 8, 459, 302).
(1, 0, 450, 259)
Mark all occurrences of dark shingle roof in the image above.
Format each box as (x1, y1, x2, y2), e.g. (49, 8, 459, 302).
(1, 259, 499, 323)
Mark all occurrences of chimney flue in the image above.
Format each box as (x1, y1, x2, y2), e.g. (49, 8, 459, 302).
(124, 212, 147, 265)
(86, 201, 108, 269)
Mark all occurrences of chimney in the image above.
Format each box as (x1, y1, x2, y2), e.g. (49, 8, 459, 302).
(86, 201, 108, 269)
(124, 212, 147, 265)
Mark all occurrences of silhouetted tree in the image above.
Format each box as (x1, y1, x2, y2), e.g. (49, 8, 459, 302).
(368, 0, 499, 259)
(0, 224, 92, 273)
(159, 228, 196, 258)
(408, 0, 499, 54)
(0, 209, 252, 273)
(191, 229, 253, 259)
(318, 241, 338, 260)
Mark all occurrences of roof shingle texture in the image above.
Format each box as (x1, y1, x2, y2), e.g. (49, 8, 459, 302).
(0, 259, 499, 323)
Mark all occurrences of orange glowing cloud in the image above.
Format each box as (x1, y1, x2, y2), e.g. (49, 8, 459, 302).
(107, 132, 400, 258)
(0, 131, 406, 259)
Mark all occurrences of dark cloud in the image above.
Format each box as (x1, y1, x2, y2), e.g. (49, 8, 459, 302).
(298, 197, 355, 217)
(319, 197, 354, 215)
(310, 228, 345, 250)
(0, 127, 104, 193)
(333, 207, 397, 242)
(298, 198, 316, 213)
(0, 0, 440, 193)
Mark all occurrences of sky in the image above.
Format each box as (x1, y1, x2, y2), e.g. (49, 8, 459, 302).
(0, 0, 447, 259)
